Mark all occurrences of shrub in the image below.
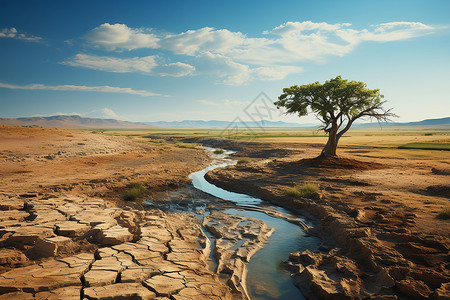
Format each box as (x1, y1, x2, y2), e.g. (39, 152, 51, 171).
(124, 182, 146, 201)
(437, 207, 450, 220)
(237, 159, 249, 165)
(286, 183, 319, 198)
(213, 149, 224, 154)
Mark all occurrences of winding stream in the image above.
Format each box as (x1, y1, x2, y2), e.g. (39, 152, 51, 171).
(188, 147, 320, 299)
(148, 147, 319, 299)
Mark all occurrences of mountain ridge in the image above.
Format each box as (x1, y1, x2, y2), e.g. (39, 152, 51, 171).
(0, 115, 448, 129)
(0, 115, 153, 129)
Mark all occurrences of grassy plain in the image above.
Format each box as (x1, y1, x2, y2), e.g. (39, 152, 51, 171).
(86, 127, 450, 161)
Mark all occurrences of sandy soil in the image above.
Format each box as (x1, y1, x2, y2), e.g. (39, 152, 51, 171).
(0, 125, 209, 200)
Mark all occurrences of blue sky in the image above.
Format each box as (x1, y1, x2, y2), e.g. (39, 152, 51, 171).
(0, 0, 449, 123)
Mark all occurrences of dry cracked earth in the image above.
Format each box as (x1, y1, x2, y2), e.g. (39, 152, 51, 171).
(0, 193, 276, 300)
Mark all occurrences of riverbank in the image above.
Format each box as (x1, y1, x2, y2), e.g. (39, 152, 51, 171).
(204, 139, 450, 299)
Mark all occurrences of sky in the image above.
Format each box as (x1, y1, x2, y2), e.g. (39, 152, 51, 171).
(0, 0, 449, 124)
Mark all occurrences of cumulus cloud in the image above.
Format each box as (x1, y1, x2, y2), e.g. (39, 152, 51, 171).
(0, 27, 42, 42)
(84, 23, 159, 50)
(62, 53, 195, 77)
(72, 21, 437, 85)
(0, 82, 161, 97)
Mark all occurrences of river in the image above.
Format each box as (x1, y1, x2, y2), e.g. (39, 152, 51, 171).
(149, 147, 320, 299)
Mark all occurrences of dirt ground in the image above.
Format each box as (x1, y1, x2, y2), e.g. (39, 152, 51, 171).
(1, 125, 449, 299)
(203, 138, 450, 299)
(0, 125, 209, 200)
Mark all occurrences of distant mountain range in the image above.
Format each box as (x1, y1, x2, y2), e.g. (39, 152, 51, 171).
(354, 117, 450, 128)
(144, 120, 310, 128)
(0, 115, 448, 129)
(0, 115, 153, 129)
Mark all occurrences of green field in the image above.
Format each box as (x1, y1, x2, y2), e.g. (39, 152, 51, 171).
(398, 143, 450, 151)
(83, 127, 450, 160)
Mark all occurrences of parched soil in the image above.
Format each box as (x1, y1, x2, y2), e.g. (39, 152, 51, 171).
(0, 126, 247, 299)
(206, 140, 450, 299)
(0, 125, 209, 200)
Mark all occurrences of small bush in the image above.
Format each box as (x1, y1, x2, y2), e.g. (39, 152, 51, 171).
(286, 183, 319, 198)
(124, 182, 146, 201)
(424, 133, 433, 136)
(213, 149, 224, 154)
(437, 207, 450, 220)
(237, 159, 249, 165)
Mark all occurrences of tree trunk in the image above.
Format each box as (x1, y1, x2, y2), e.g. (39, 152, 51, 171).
(320, 128, 338, 157)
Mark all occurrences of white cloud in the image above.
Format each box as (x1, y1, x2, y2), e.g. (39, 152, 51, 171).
(84, 23, 159, 50)
(198, 99, 217, 106)
(193, 52, 303, 85)
(336, 22, 435, 44)
(198, 98, 247, 106)
(72, 21, 438, 85)
(85, 108, 120, 119)
(63, 53, 158, 73)
(160, 27, 247, 56)
(0, 27, 42, 42)
(224, 99, 246, 106)
(0, 82, 162, 97)
(153, 62, 196, 77)
(62, 53, 195, 77)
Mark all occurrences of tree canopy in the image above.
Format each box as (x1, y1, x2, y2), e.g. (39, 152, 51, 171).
(275, 76, 396, 157)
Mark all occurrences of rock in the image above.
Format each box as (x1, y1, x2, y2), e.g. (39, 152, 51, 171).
(396, 279, 432, 299)
(32, 238, 58, 257)
(140, 227, 172, 243)
(120, 264, 159, 283)
(84, 283, 156, 299)
(6, 226, 55, 245)
(35, 286, 81, 299)
(71, 208, 118, 227)
(375, 268, 395, 287)
(98, 225, 134, 245)
(0, 199, 25, 211)
(83, 269, 118, 287)
(0, 292, 35, 299)
(55, 203, 84, 216)
(32, 208, 66, 224)
(58, 252, 95, 268)
(434, 282, 450, 300)
(0, 210, 29, 222)
(143, 275, 185, 297)
(0, 248, 28, 267)
(137, 237, 169, 254)
(0, 254, 93, 294)
(112, 242, 161, 261)
(289, 250, 320, 266)
(96, 247, 119, 259)
(55, 220, 90, 237)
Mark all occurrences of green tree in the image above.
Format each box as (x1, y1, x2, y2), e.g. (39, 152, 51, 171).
(275, 76, 396, 157)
